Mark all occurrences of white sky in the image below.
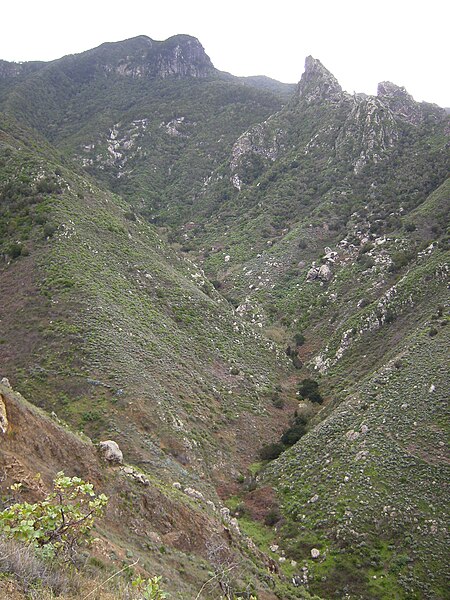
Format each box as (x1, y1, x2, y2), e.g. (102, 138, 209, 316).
(2, 0, 449, 106)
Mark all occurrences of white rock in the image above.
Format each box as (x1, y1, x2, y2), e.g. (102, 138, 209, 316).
(99, 440, 123, 464)
(311, 548, 320, 559)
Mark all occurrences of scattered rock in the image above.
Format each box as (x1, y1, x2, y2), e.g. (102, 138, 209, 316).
(220, 507, 231, 521)
(309, 494, 319, 504)
(121, 465, 149, 485)
(99, 440, 123, 464)
(429, 384, 436, 393)
(184, 487, 205, 501)
(172, 481, 182, 490)
(311, 548, 320, 559)
(147, 531, 162, 545)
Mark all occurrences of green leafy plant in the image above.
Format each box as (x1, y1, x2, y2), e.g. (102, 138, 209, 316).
(132, 575, 168, 599)
(0, 472, 108, 557)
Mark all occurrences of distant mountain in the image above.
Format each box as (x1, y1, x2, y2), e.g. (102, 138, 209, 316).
(0, 37, 448, 599)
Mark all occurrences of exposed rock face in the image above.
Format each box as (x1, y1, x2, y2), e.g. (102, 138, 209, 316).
(0, 393, 8, 434)
(105, 35, 215, 79)
(336, 96, 398, 173)
(377, 81, 423, 125)
(296, 56, 344, 104)
(230, 121, 284, 189)
(99, 440, 123, 463)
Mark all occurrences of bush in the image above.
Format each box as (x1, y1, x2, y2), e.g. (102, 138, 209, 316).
(7, 242, 22, 259)
(132, 575, 168, 599)
(43, 223, 57, 238)
(0, 472, 108, 557)
(280, 415, 308, 446)
(271, 393, 284, 409)
(259, 443, 285, 461)
(294, 333, 305, 347)
(298, 378, 323, 403)
(264, 507, 282, 527)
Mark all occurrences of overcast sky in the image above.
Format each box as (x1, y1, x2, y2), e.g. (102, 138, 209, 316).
(2, 0, 449, 106)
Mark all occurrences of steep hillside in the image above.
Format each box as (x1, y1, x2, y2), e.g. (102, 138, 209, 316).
(0, 35, 286, 226)
(0, 114, 295, 484)
(1, 379, 317, 599)
(264, 319, 449, 599)
(0, 36, 448, 600)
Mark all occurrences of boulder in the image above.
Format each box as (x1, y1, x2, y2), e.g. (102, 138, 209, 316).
(318, 263, 333, 281)
(99, 440, 123, 463)
(307, 266, 319, 281)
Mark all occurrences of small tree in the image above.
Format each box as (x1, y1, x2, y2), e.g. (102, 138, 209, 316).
(294, 333, 305, 347)
(0, 472, 108, 557)
(298, 378, 323, 404)
(259, 443, 285, 461)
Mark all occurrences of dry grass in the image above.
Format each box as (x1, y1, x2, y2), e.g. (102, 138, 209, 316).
(0, 536, 77, 598)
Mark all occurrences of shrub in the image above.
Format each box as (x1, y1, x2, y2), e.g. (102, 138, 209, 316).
(132, 575, 168, 599)
(294, 333, 305, 347)
(271, 393, 284, 409)
(298, 378, 323, 403)
(259, 443, 285, 461)
(0, 472, 108, 557)
(264, 507, 282, 527)
(7, 242, 22, 259)
(280, 415, 308, 446)
(43, 223, 57, 238)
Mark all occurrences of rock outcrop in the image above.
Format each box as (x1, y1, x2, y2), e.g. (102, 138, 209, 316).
(377, 81, 423, 125)
(0, 393, 8, 434)
(104, 35, 215, 79)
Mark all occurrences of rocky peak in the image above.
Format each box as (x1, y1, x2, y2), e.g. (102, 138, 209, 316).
(377, 81, 422, 125)
(107, 34, 215, 79)
(296, 56, 343, 104)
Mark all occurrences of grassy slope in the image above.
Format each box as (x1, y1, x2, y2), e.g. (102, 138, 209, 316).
(266, 318, 449, 599)
(0, 116, 295, 486)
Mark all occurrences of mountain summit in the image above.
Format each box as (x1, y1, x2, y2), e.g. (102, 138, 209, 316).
(97, 34, 216, 79)
(296, 55, 344, 103)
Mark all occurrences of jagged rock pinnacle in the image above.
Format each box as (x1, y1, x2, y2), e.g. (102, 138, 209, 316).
(296, 56, 343, 103)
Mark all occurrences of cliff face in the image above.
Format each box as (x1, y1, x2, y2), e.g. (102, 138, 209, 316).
(103, 35, 216, 79)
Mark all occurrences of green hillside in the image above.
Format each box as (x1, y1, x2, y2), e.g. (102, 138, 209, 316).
(0, 36, 448, 600)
